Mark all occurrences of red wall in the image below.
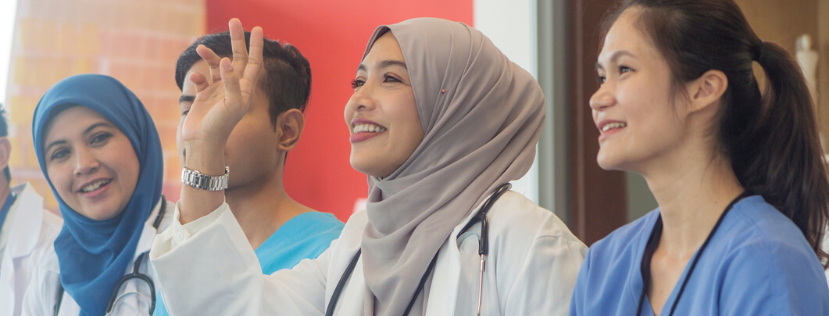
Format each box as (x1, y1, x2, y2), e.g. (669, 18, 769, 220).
(206, 0, 473, 221)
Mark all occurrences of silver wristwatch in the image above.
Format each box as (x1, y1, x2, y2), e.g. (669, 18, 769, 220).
(181, 166, 229, 191)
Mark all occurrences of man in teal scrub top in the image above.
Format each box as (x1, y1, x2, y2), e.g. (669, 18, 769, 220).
(154, 30, 343, 315)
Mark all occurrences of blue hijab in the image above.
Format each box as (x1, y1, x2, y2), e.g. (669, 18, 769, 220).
(32, 74, 163, 316)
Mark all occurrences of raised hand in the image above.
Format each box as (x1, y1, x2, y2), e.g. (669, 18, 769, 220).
(178, 18, 263, 224)
(180, 18, 263, 152)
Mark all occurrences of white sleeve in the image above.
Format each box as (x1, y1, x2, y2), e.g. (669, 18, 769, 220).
(502, 222, 587, 316)
(149, 203, 330, 316)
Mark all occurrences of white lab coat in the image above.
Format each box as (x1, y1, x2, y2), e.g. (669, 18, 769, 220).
(21, 199, 174, 316)
(151, 191, 587, 315)
(0, 183, 63, 316)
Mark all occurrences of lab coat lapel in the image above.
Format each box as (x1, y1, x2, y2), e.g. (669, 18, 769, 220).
(425, 193, 492, 315)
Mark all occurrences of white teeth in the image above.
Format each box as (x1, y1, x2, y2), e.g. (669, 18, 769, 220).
(81, 180, 111, 193)
(601, 122, 627, 133)
(353, 123, 387, 133)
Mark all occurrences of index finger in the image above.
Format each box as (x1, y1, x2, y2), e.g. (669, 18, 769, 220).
(229, 18, 249, 77)
(243, 26, 264, 86)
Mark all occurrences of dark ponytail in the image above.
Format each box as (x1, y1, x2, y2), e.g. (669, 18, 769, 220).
(604, 0, 829, 266)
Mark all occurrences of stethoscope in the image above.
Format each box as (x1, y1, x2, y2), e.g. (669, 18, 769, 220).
(54, 196, 166, 316)
(325, 183, 512, 316)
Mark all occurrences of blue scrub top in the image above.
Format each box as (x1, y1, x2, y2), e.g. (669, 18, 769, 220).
(154, 211, 344, 316)
(570, 195, 829, 316)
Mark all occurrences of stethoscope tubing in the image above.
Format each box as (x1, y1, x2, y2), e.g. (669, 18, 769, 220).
(54, 196, 166, 316)
(325, 183, 511, 316)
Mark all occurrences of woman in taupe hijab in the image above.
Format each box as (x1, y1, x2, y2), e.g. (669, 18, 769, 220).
(151, 17, 587, 316)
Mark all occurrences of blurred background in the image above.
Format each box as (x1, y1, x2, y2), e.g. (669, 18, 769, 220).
(0, 0, 826, 245)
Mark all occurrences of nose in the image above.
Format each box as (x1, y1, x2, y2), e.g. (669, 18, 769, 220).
(589, 84, 615, 112)
(347, 81, 377, 113)
(74, 147, 100, 176)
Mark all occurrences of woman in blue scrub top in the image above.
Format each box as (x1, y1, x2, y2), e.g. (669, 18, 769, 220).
(570, 0, 829, 315)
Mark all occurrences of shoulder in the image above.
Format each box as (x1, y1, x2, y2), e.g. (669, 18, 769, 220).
(718, 195, 825, 274)
(274, 212, 345, 256)
(486, 191, 587, 262)
(590, 210, 658, 255)
(488, 191, 582, 244)
(713, 196, 829, 314)
(577, 210, 658, 284)
(290, 212, 345, 234)
(717, 196, 821, 266)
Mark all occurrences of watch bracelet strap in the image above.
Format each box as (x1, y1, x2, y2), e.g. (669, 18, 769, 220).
(181, 166, 229, 191)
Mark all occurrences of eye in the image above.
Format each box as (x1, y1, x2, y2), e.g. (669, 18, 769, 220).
(351, 79, 365, 90)
(619, 66, 633, 75)
(598, 75, 606, 84)
(50, 148, 69, 161)
(383, 74, 401, 83)
(181, 109, 190, 116)
(90, 132, 112, 145)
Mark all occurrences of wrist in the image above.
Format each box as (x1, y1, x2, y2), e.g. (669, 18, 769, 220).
(183, 140, 226, 175)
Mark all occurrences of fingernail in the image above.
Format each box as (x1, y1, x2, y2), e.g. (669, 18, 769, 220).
(224, 61, 232, 71)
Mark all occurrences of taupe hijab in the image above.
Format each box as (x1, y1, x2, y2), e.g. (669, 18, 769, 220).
(359, 18, 545, 315)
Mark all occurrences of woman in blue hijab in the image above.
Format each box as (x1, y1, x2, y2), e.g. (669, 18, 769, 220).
(22, 74, 174, 316)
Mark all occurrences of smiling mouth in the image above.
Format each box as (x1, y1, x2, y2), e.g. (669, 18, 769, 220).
(80, 179, 111, 193)
(352, 123, 387, 133)
(601, 122, 627, 133)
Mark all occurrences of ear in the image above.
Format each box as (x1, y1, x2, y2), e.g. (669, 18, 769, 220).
(275, 109, 305, 152)
(0, 137, 11, 181)
(686, 69, 728, 113)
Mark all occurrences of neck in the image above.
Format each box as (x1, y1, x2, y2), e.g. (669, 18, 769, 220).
(225, 168, 313, 250)
(642, 148, 744, 258)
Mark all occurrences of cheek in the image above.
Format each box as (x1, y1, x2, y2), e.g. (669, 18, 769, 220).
(45, 164, 69, 193)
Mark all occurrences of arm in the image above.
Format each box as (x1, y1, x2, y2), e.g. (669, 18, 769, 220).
(503, 234, 587, 316)
(151, 203, 330, 315)
(490, 203, 587, 316)
(177, 18, 260, 224)
(150, 19, 329, 315)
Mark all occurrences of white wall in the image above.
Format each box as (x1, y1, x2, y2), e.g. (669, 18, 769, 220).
(474, 0, 540, 204)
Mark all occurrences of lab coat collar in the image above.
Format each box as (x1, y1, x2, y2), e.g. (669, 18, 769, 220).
(335, 191, 500, 316)
(5, 183, 46, 259)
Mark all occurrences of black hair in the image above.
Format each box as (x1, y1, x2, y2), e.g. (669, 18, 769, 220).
(175, 31, 312, 127)
(603, 0, 829, 267)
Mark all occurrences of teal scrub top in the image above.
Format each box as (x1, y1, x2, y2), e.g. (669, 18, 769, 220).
(153, 212, 344, 316)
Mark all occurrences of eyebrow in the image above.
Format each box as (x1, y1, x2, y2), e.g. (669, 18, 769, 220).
(44, 122, 114, 154)
(595, 50, 637, 71)
(179, 95, 195, 103)
(357, 59, 407, 72)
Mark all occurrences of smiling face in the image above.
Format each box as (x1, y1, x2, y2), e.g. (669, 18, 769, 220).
(345, 32, 423, 178)
(591, 8, 689, 173)
(43, 106, 140, 221)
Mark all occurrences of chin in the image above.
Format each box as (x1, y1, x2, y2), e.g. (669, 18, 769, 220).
(596, 152, 624, 171)
(79, 202, 123, 221)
